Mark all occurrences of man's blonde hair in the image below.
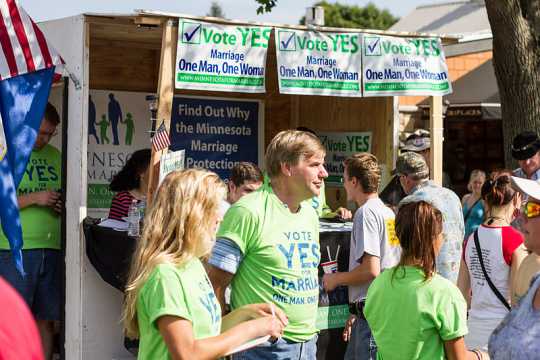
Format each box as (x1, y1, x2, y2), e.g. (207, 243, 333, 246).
(122, 169, 226, 338)
(265, 130, 326, 178)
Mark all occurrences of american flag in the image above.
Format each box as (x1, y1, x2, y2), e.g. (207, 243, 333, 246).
(0, 0, 63, 80)
(152, 122, 171, 151)
(0, 0, 64, 274)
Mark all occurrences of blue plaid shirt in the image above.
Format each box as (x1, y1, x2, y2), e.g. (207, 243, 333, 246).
(399, 180, 465, 284)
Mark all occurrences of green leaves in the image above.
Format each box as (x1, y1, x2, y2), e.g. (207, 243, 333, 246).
(255, 0, 278, 14)
(299, 1, 399, 30)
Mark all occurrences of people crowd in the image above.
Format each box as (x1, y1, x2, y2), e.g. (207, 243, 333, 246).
(3, 124, 540, 360)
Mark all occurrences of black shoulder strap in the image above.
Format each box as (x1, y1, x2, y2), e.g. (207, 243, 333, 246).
(473, 229, 511, 310)
(464, 198, 481, 223)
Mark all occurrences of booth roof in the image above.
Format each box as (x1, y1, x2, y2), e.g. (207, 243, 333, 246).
(79, 9, 460, 45)
(390, 0, 490, 37)
(419, 59, 500, 120)
(421, 59, 499, 107)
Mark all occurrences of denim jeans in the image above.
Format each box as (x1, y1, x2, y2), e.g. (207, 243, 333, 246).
(232, 334, 318, 360)
(0, 249, 61, 320)
(344, 317, 377, 360)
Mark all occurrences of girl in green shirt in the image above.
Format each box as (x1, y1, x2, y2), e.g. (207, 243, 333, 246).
(122, 169, 287, 359)
(364, 201, 490, 360)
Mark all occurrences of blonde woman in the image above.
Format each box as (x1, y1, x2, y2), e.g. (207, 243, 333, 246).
(462, 170, 486, 239)
(123, 169, 286, 360)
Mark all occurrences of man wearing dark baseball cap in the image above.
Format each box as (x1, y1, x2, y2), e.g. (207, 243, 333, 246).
(396, 152, 464, 283)
(512, 131, 540, 180)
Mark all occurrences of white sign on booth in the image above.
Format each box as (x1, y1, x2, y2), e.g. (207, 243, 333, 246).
(362, 35, 452, 96)
(275, 29, 362, 97)
(87, 90, 152, 218)
(159, 149, 185, 185)
(176, 19, 271, 93)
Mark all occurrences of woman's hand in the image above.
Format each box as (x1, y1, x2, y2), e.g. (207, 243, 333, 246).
(342, 315, 356, 342)
(243, 303, 288, 327)
(251, 315, 286, 339)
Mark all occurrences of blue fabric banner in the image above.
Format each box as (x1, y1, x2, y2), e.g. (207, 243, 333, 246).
(0, 67, 55, 274)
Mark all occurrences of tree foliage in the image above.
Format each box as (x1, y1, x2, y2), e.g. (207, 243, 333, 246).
(208, 1, 225, 18)
(299, 1, 399, 30)
(254, 0, 398, 29)
(255, 0, 278, 15)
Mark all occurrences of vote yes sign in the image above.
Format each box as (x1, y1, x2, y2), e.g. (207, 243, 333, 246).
(362, 35, 452, 96)
(275, 29, 362, 97)
(176, 19, 271, 93)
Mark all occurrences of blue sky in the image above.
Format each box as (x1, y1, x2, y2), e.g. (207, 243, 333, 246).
(21, 0, 451, 24)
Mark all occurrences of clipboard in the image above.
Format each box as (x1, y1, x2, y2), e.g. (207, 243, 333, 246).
(224, 335, 271, 356)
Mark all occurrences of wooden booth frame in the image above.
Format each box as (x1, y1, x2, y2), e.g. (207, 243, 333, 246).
(37, 11, 456, 359)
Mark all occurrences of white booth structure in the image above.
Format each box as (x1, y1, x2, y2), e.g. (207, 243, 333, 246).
(38, 11, 455, 359)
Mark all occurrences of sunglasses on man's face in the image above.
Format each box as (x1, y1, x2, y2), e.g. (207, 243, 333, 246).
(522, 201, 540, 219)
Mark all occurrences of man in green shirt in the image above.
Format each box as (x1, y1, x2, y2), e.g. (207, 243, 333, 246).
(208, 130, 328, 359)
(0, 103, 62, 360)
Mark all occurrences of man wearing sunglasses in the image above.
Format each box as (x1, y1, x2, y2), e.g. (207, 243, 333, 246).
(0, 102, 62, 360)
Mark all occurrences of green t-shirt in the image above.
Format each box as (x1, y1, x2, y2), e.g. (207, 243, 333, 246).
(217, 183, 320, 342)
(137, 259, 221, 359)
(0, 144, 61, 250)
(364, 266, 468, 360)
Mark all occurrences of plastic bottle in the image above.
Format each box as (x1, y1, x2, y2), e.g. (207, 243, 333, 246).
(137, 198, 146, 234)
(127, 199, 140, 237)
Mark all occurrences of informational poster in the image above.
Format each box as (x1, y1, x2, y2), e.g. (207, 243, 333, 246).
(87, 90, 152, 218)
(319, 132, 372, 184)
(176, 19, 271, 93)
(275, 29, 362, 97)
(169, 96, 262, 179)
(159, 150, 185, 185)
(362, 35, 452, 96)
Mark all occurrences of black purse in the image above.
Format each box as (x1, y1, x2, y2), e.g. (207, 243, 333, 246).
(472, 229, 511, 311)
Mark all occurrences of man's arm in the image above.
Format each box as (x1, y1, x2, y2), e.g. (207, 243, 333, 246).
(206, 237, 244, 314)
(18, 191, 61, 211)
(322, 254, 380, 292)
(207, 265, 234, 314)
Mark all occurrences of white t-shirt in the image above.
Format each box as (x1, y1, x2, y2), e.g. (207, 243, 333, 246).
(348, 197, 401, 302)
(463, 224, 523, 320)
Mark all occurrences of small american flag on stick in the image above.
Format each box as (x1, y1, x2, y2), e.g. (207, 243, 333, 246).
(152, 122, 171, 151)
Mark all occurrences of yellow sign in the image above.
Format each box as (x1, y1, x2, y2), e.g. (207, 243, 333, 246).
(385, 219, 400, 247)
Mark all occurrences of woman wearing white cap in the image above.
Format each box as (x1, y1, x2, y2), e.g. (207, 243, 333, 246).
(488, 176, 540, 359)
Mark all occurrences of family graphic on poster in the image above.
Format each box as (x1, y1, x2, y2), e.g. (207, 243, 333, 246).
(88, 94, 135, 146)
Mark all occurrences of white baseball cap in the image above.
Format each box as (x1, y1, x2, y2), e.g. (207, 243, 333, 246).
(511, 176, 540, 201)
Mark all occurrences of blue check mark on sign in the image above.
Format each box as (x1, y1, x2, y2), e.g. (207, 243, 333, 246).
(184, 24, 201, 43)
(365, 37, 381, 55)
(280, 32, 295, 50)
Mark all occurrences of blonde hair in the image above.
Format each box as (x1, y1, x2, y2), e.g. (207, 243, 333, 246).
(467, 169, 486, 192)
(265, 130, 326, 178)
(122, 169, 226, 338)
